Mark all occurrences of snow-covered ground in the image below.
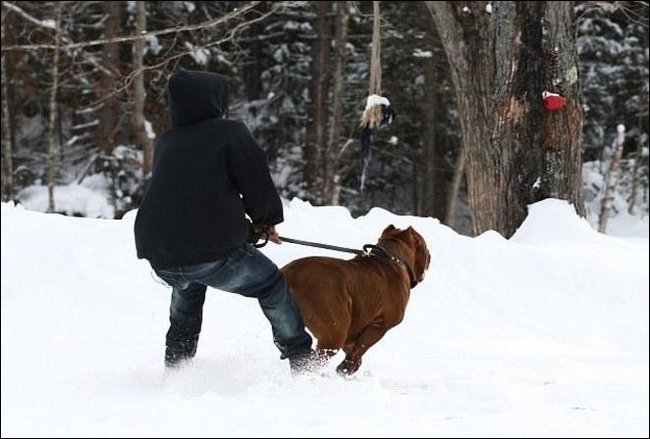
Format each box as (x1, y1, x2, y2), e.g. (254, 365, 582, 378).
(1, 198, 648, 437)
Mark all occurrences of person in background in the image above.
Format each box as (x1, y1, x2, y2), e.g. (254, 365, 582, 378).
(134, 70, 316, 374)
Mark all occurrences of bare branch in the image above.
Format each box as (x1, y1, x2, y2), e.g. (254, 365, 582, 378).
(1, 1, 57, 30)
(84, 2, 281, 110)
(2, 2, 114, 76)
(2, 1, 264, 51)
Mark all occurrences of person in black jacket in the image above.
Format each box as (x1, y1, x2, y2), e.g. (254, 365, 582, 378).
(134, 70, 315, 373)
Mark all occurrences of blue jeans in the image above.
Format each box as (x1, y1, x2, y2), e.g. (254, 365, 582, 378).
(155, 244, 313, 360)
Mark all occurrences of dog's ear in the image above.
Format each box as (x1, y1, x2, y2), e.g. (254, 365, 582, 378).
(381, 224, 397, 236)
(404, 226, 418, 244)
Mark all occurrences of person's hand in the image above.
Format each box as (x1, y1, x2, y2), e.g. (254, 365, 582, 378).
(248, 222, 282, 246)
(266, 225, 282, 244)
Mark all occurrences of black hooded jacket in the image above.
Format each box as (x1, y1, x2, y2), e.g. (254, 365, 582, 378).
(134, 70, 283, 269)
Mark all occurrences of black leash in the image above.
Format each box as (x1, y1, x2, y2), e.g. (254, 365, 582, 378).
(278, 236, 364, 256)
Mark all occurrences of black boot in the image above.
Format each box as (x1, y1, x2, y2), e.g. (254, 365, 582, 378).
(289, 350, 321, 375)
(165, 282, 206, 368)
(164, 338, 198, 368)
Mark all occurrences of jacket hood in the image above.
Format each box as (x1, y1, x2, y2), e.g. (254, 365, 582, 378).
(167, 70, 230, 126)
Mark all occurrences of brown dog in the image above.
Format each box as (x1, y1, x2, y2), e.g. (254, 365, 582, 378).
(282, 225, 430, 375)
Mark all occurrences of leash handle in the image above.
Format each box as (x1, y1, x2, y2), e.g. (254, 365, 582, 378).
(252, 235, 269, 248)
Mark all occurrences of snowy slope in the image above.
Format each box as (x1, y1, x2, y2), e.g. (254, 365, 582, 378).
(1, 199, 648, 438)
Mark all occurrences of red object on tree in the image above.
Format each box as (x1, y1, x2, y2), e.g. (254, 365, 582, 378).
(543, 91, 567, 111)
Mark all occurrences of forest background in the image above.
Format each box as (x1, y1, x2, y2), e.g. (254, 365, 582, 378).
(1, 1, 647, 237)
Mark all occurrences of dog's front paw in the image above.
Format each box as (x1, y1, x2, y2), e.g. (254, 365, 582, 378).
(336, 359, 361, 376)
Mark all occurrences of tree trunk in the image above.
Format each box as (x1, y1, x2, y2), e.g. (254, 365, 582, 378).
(420, 47, 449, 220)
(243, 4, 265, 101)
(46, 2, 63, 213)
(1, 13, 14, 202)
(130, 1, 154, 176)
(539, 2, 585, 216)
(427, 1, 584, 237)
(419, 51, 435, 217)
(323, 1, 349, 205)
(445, 145, 466, 227)
(96, 1, 122, 155)
(627, 102, 645, 215)
(304, 1, 332, 203)
(598, 125, 625, 233)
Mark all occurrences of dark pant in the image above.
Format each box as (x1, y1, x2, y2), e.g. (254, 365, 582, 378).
(154, 244, 313, 363)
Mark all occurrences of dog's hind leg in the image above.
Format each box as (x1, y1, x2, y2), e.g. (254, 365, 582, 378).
(336, 324, 387, 375)
(313, 310, 351, 367)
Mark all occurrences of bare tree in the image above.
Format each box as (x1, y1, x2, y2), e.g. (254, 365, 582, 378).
(598, 124, 626, 233)
(1, 9, 14, 202)
(46, 2, 63, 213)
(426, 1, 585, 237)
(538, 2, 585, 214)
(96, 1, 122, 155)
(130, 0, 153, 176)
(445, 146, 466, 228)
(304, 1, 332, 203)
(418, 39, 451, 220)
(628, 101, 648, 214)
(323, 1, 350, 205)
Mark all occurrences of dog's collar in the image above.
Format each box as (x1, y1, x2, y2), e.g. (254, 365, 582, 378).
(362, 244, 418, 288)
